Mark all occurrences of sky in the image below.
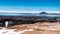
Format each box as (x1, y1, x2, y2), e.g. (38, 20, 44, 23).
(0, 0, 60, 13)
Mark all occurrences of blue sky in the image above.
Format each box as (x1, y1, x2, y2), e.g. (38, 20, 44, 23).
(0, 0, 60, 13)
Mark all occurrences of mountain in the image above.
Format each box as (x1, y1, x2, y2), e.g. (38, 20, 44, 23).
(40, 12, 47, 14)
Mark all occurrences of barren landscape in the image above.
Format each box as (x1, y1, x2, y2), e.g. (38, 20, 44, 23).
(0, 22, 60, 34)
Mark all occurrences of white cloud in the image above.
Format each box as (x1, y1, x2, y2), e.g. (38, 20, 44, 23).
(0, 11, 40, 13)
(0, 11, 60, 13)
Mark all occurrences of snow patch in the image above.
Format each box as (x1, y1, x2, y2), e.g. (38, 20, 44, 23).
(0, 28, 34, 34)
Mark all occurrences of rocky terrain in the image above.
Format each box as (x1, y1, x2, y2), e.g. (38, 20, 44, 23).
(0, 22, 60, 34)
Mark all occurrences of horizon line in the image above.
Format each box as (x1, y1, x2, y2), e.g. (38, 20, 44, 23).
(0, 11, 60, 13)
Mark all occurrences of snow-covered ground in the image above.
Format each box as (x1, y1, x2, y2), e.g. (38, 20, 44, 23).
(0, 28, 34, 34)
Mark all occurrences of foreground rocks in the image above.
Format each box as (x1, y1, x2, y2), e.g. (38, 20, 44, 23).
(1, 22, 60, 34)
(9, 22, 60, 34)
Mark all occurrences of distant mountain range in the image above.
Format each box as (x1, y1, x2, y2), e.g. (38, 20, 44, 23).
(40, 12, 60, 15)
(0, 12, 60, 17)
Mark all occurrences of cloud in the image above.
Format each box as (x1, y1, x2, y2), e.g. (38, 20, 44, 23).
(0, 11, 60, 13)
